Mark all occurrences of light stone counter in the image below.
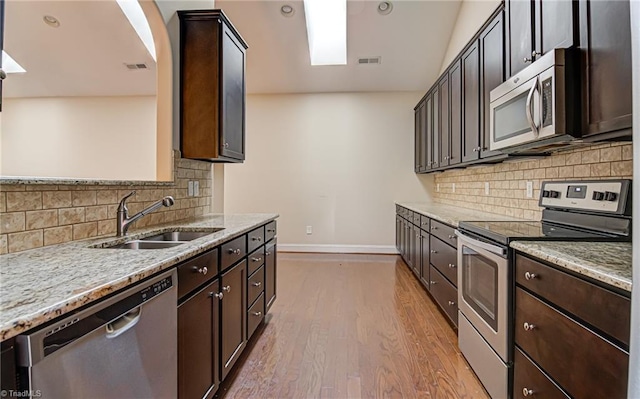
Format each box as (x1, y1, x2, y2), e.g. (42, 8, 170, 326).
(510, 241, 632, 292)
(396, 202, 525, 227)
(0, 213, 277, 341)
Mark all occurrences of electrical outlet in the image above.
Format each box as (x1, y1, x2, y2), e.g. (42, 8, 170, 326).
(306, 226, 313, 235)
(194, 181, 200, 196)
(452, 183, 456, 193)
(526, 181, 534, 198)
(437, 183, 440, 192)
(485, 182, 490, 195)
(187, 181, 194, 197)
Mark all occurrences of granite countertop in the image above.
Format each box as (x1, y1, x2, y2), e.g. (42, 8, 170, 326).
(0, 213, 278, 341)
(396, 202, 524, 227)
(510, 241, 633, 292)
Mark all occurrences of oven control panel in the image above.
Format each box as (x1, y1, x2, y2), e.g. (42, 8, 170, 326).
(539, 180, 631, 215)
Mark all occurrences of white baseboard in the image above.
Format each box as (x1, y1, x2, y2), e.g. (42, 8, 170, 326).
(277, 244, 399, 254)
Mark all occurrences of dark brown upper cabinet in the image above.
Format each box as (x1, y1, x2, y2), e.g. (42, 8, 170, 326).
(449, 61, 463, 167)
(506, 0, 577, 77)
(179, 10, 248, 162)
(438, 75, 451, 167)
(461, 42, 481, 163)
(414, 102, 422, 173)
(431, 87, 441, 169)
(424, 94, 434, 171)
(578, 0, 632, 138)
(479, 9, 505, 159)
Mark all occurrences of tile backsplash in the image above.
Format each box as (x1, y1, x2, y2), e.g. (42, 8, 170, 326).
(432, 142, 633, 220)
(0, 152, 212, 254)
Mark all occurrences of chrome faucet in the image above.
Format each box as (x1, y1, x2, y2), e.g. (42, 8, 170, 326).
(116, 191, 175, 237)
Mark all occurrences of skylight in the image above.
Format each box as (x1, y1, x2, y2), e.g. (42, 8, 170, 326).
(303, 0, 347, 66)
(116, 0, 157, 61)
(2, 51, 26, 74)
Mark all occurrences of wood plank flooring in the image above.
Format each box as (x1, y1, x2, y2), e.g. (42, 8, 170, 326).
(218, 253, 489, 399)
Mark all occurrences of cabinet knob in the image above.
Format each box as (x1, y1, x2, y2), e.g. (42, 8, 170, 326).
(251, 257, 263, 262)
(252, 281, 262, 287)
(523, 322, 535, 331)
(523, 57, 533, 63)
(267, 229, 276, 233)
(211, 292, 224, 300)
(448, 263, 456, 269)
(252, 311, 262, 317)
(416, 234, 420, 238)
(476, 146, 482, 151)
(0, 69, 6, 80)
(472, 148, 478, 152)
(448, 300, 455, 306)
(224, 142, 230, 148)
(448, 234, 455, 239)
(194, 266, 208, 275)
(531, 51, 541, 57)
(228, 248, 241, 255)
(222, 285, 231, 293)
(252, 237, 263, 242)
(522, 388, 533, 397)
(430, 250, 437, 254)
(430, 280, 437, 285)
(265, 252, 272, 256)
(524, 271, 537, 281)
(431, 226, 437, 230)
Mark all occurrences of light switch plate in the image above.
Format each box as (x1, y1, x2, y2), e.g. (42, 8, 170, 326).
(306, 226, 313, 235)
(188, 181, 194, 197)
(194, 181, 200, 196)
(526, 181, 533, 198)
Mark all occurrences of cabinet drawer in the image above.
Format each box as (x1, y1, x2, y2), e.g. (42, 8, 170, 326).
(429, 220, 457, 247)
(247, 246, 265, 276)
(221, 235, 247, 270)
(248, 266, 264, 308)
(429, 265, 458, 327)
(514, 347, 569, 399)
(419, 215, 430, 231)
(177, 249, 219, 300)
(412, 212, 421, 225)
(247, 226, 265, 254)
(515, 288, 628, 399)
(265, 221, 277, 242)
(247, 293, 265, 339)
(430, 236, 457, 286)
(515, 254, 630, 346)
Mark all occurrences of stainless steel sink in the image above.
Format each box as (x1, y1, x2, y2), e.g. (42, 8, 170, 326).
(107, 241, 185, 250)
(140, 229, 223, 242)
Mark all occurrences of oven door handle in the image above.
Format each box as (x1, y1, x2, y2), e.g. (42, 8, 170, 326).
(455, 230, 507, 256)
(525, 76, 539, 137)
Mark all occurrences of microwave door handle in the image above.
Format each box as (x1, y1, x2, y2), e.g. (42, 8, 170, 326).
(525, 77, 539, 136)
(536, 77, 544, 130)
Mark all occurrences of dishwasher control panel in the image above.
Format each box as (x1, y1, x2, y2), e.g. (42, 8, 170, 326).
(142, 276, 173, 302)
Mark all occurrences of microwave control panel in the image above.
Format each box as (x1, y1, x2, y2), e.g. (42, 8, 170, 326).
(541, 78, 553, 127)
(539, 180, 631, 214)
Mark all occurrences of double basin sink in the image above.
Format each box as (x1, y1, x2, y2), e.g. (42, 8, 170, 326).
(101, 228, 224, 249)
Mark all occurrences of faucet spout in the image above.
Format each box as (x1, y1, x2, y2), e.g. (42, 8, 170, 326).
(116, 192, 175, 237)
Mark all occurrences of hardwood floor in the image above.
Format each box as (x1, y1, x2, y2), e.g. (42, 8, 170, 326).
(218, 253, 489, 399)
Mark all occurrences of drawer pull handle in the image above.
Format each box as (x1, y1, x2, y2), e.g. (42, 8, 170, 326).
(194, 266, 208, 275)
(522, 388, 533, 397)
(252, 237, 263, 242)
(448, 263, 456, 269)
(430, 281, 437, 285)
(222, 285, 231, 293)
(267, 229, 276, 233)
(251, 257, 263, 262)
(523, 322, 535, 331)
(252, 311, 262, 317)
(430, 250, 437, 254)
(431, 226, 438, 230)
(448, 300, 455, 306)
(211, 292, 223, 300)
(524, 272, 537, 281)
(228, 248, 241, 255)
(448, 235, 455, 239)
(252, 281, 262, 287)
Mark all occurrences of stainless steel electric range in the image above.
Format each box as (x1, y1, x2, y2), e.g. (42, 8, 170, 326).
(455, 179, 632, 399)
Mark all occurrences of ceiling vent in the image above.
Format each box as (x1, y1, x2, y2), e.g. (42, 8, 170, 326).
(358, 57, 382, 65)
(125, 63, 149, 70)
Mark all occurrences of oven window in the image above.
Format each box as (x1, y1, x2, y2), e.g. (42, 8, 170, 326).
(462, 246, 499, 331)
(494, 90, 531, 142)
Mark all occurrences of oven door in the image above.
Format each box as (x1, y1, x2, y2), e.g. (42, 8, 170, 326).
(456, 231, 509, 362)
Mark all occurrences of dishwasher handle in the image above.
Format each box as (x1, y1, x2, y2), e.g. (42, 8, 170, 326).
(105, 307, 142, 339)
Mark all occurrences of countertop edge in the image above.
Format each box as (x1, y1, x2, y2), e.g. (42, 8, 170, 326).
(0, 214, 279, 341)
(396, 201, 522, 227)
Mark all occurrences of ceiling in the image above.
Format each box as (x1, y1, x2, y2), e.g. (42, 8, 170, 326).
(216, 0, 462, 94)
(3, 1, 156, 98)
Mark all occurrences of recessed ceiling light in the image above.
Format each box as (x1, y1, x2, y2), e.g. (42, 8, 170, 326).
(43, 15, 60, 28)
(377, 1, 393, 15)
(281, 5, 295, 17)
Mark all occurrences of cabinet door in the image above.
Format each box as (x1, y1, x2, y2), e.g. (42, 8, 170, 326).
(221, 260, 247, 380)
(412, 224, 421, 277)
(395, 215, 401, 252)
(431, 88, 440, 169)
(265, 240, 277, 311)
(507, 0, 534, 77)
(479, 10, 505, 159)
(414, 104, 423, 172)
(220, 24, 246, 161)
(534, 0, 576, 56)
(178, 279, 219, 399)
(419, 230, 430, 289)
(449, 61, 462, 166)
(578, 0, 632, 137)
(462, 42, 481, 163)
(438, 75, 450, 167)
(424, 95, 434, 170)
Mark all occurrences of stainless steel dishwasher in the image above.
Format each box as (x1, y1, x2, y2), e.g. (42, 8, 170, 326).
(16, 269, 177, 398)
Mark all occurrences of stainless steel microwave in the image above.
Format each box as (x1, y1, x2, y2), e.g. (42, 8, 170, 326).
(489, 48, 580, 153)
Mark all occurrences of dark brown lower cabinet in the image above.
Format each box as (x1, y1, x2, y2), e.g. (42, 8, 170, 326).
(265, 240, 277, 311)
(514, 348, 569, 399)
(429, 266, 458, 327)
(221, 260, 247, 380)
(178, 279, 219, 399)
(419, 229, 430, 287)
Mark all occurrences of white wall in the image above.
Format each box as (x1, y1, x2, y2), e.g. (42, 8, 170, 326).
(224, 92, 434, 253)
(1, 96, 157, 180)
(439, 0, 501, 74)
